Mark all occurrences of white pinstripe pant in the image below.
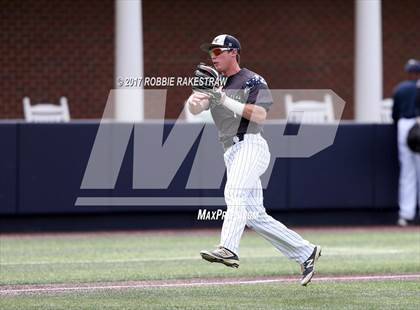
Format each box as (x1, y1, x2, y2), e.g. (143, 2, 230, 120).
(397, 118, 420, 220)
(220, 133, 314, 264)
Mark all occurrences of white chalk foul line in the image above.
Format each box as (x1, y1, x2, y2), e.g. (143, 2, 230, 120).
(1, 274, 420, 295)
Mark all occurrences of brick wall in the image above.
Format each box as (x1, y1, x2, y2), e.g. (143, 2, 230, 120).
(0, 0, 114, 119)
(0, 0, 419, 119)
(383, 0, 420, 98)
(143, 0, 355, 119)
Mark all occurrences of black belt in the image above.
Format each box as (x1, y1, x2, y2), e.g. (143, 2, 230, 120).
(222, 133, 245, 151)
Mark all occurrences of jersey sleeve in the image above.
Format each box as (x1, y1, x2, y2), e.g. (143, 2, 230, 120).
(244, 74, 273, 111)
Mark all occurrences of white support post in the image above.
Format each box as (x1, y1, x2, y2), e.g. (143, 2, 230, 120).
(115, 0, 144, 122)
(355, 0, 383, 122)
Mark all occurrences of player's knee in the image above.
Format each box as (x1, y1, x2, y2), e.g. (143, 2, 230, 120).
(246, 220, 256, 229)
(225, 196, 246, 208)
(224, 185, 246, 206)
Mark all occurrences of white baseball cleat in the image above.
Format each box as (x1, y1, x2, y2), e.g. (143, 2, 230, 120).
(200, 246, 239, 268)
(300, 246, 322, 286)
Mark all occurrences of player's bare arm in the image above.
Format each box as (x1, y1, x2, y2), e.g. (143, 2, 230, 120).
(186, 92, 210, 115)
(218, 93, 267, 124)
(218, 92, 267, 123)
(242, 103, 267, 124)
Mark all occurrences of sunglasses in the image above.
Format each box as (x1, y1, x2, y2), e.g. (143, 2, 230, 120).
(209, 47, 233, 58)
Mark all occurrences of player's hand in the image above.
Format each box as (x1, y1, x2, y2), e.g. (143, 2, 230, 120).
(186, 91, 210, 114)
(192, 63, 224, 109)
(207, 86, 225, 108)
(195, 86, 225, 109)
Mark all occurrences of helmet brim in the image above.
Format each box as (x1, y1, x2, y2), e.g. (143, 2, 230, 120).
(200, 43, 225, 52)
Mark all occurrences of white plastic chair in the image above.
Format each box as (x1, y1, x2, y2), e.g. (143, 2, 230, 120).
(380, 98, 393, 123)
(23, 97, 70, 122)
(285, 94, 334, 123)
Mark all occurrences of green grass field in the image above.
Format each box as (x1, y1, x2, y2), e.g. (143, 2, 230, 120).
(0, 228, 419, 309)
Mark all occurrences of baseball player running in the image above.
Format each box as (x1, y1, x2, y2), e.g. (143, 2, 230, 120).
(186, 34, 321, 286)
